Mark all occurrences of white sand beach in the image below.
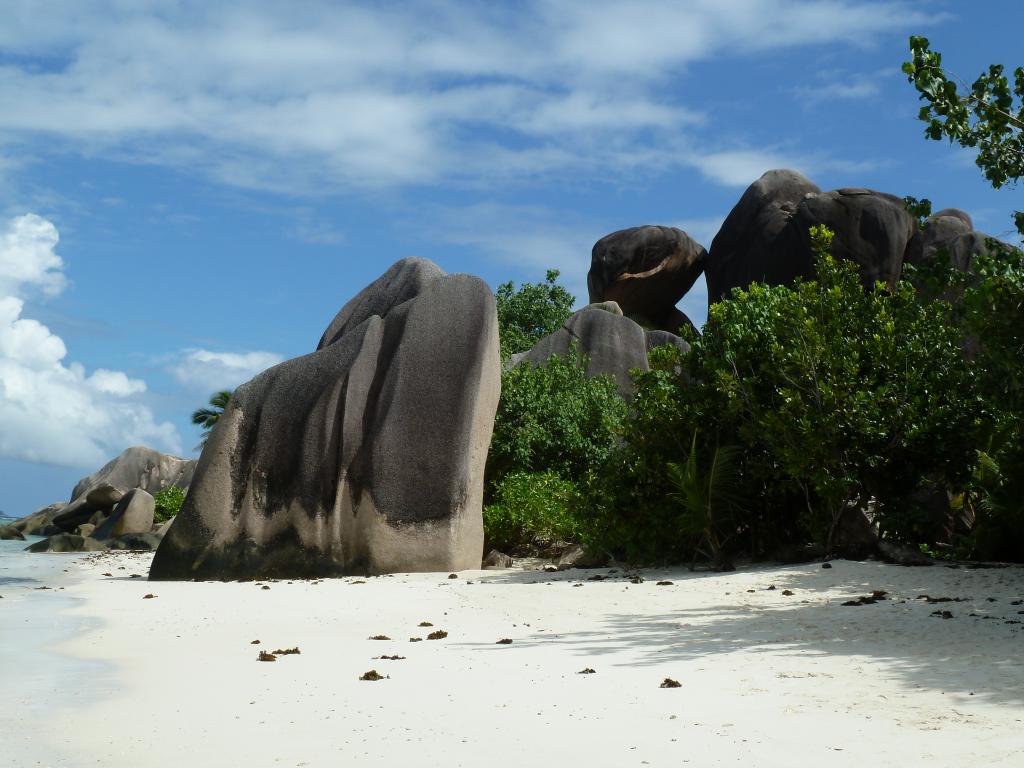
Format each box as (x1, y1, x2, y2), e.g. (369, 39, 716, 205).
(3, 554, 1023, 768)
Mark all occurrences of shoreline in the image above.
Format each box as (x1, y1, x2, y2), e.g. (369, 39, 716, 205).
(0, 547, 108, 768)
(4, 553, 1023, 767)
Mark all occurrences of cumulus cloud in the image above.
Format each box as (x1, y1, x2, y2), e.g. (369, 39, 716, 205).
(0, 214, 67, 298)
(0, 214, 180, 467)
(171, 349, 284, 393)
(0, 1, 938, 192)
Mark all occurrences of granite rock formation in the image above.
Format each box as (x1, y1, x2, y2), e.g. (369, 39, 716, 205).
(510, 301, 690, 399)
(150, 258, 500, 581)
(71, 446, 196, 502)
(588, 225, 704, 334)
(706, 170, 916, 303)
(92, 489, 156, 540)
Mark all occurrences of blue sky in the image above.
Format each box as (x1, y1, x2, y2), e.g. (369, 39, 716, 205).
(0, 0, 1021, 516)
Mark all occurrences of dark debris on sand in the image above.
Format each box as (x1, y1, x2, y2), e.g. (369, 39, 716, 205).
(841, 590, 887, 606)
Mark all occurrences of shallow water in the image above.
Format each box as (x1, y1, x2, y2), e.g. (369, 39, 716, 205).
(0, 541, 102, 718)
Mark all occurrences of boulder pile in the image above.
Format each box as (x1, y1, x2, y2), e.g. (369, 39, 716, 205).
(10, 446, 195, 552)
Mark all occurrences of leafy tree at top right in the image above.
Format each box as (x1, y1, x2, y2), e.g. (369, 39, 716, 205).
(903, 35, 1024, 235)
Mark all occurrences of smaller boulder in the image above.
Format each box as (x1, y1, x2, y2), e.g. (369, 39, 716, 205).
(878, 540, 934, 566)
(482, 549, 513, 569)
(557, 544, 607, 570)
(833, 508, 879, 559)
(26, 534, 107, 553)
(85, 483, 125, 510)
(0, 525, 26, 541)
(589, 225, 706, 333)
(9, 503, 65, 535)
(76, 524, 96, 538)
(51, 498, 95, 532)
(92, 489, 155, 540)
(513, 303, 649, 399)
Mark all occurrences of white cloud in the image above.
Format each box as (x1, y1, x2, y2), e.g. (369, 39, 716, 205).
(427, 202, 599, 306)
(0, 214, 180, 467)
(0, 1, 939, 192)
(673, 216, 725, 249)
(171, 349, 284, 393)
(0, 214, 67, 298)
(791, 67, 893, 106)
(688, 149, 807, 187)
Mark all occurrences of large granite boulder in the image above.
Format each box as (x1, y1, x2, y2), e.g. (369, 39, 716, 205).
(92, 489, 155, 540)
(706, 169, 820, 303)
(150, 259, 500, 581)
(0, 525, 25, 541)
(510, 301, 690, 399)
(793, 187, 915, 290)
(588, 226, 704, 333)
(706, 170, 916, 302)
(70, 446, 196, 503)
(318, 257, 445, 349)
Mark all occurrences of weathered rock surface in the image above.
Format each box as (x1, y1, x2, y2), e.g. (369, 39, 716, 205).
(706, 170, 917, 302)
(0, 525, 25, 541)
(70, 446, 196, 503)
(557, 544, 607, 570)
(482, 549, 513, 569)
(706, 169, 821, 303)
(93, 489, 155, 540)
(512, 302, 648, 398)
(588, 226, 704, 333)
(317, 257, 445, 349)
(510, 302, 690, 399)
(85, 483, 125, 509)
(25, 534, 107, 553)
(793, 187, 915, 290)
(151, 260, 500, 581)
(51, 498, 97, 532)
(10, 503, 66, 536)
(76, 524, 96, 538)
(903, 208, 1007, 293)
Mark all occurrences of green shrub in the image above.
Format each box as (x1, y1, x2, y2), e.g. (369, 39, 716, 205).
(597, 226, 981, 562)
(904, 236, 1024, 559)
(495, 269, 575, 360)
(153, 486, 186, 524)
(486, 345, 626, 493)
(483, 472, 584, 555)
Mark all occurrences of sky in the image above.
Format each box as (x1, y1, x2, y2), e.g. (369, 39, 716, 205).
(0, 0, 1021, 516)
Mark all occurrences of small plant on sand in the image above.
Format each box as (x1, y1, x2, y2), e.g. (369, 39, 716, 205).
(483, 471, 584, 555)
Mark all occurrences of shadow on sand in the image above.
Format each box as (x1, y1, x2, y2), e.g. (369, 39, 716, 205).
(469, 560, 1024, 705)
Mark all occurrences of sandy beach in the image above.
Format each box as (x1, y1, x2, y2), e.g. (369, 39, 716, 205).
(3, 554, 1022, 768)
